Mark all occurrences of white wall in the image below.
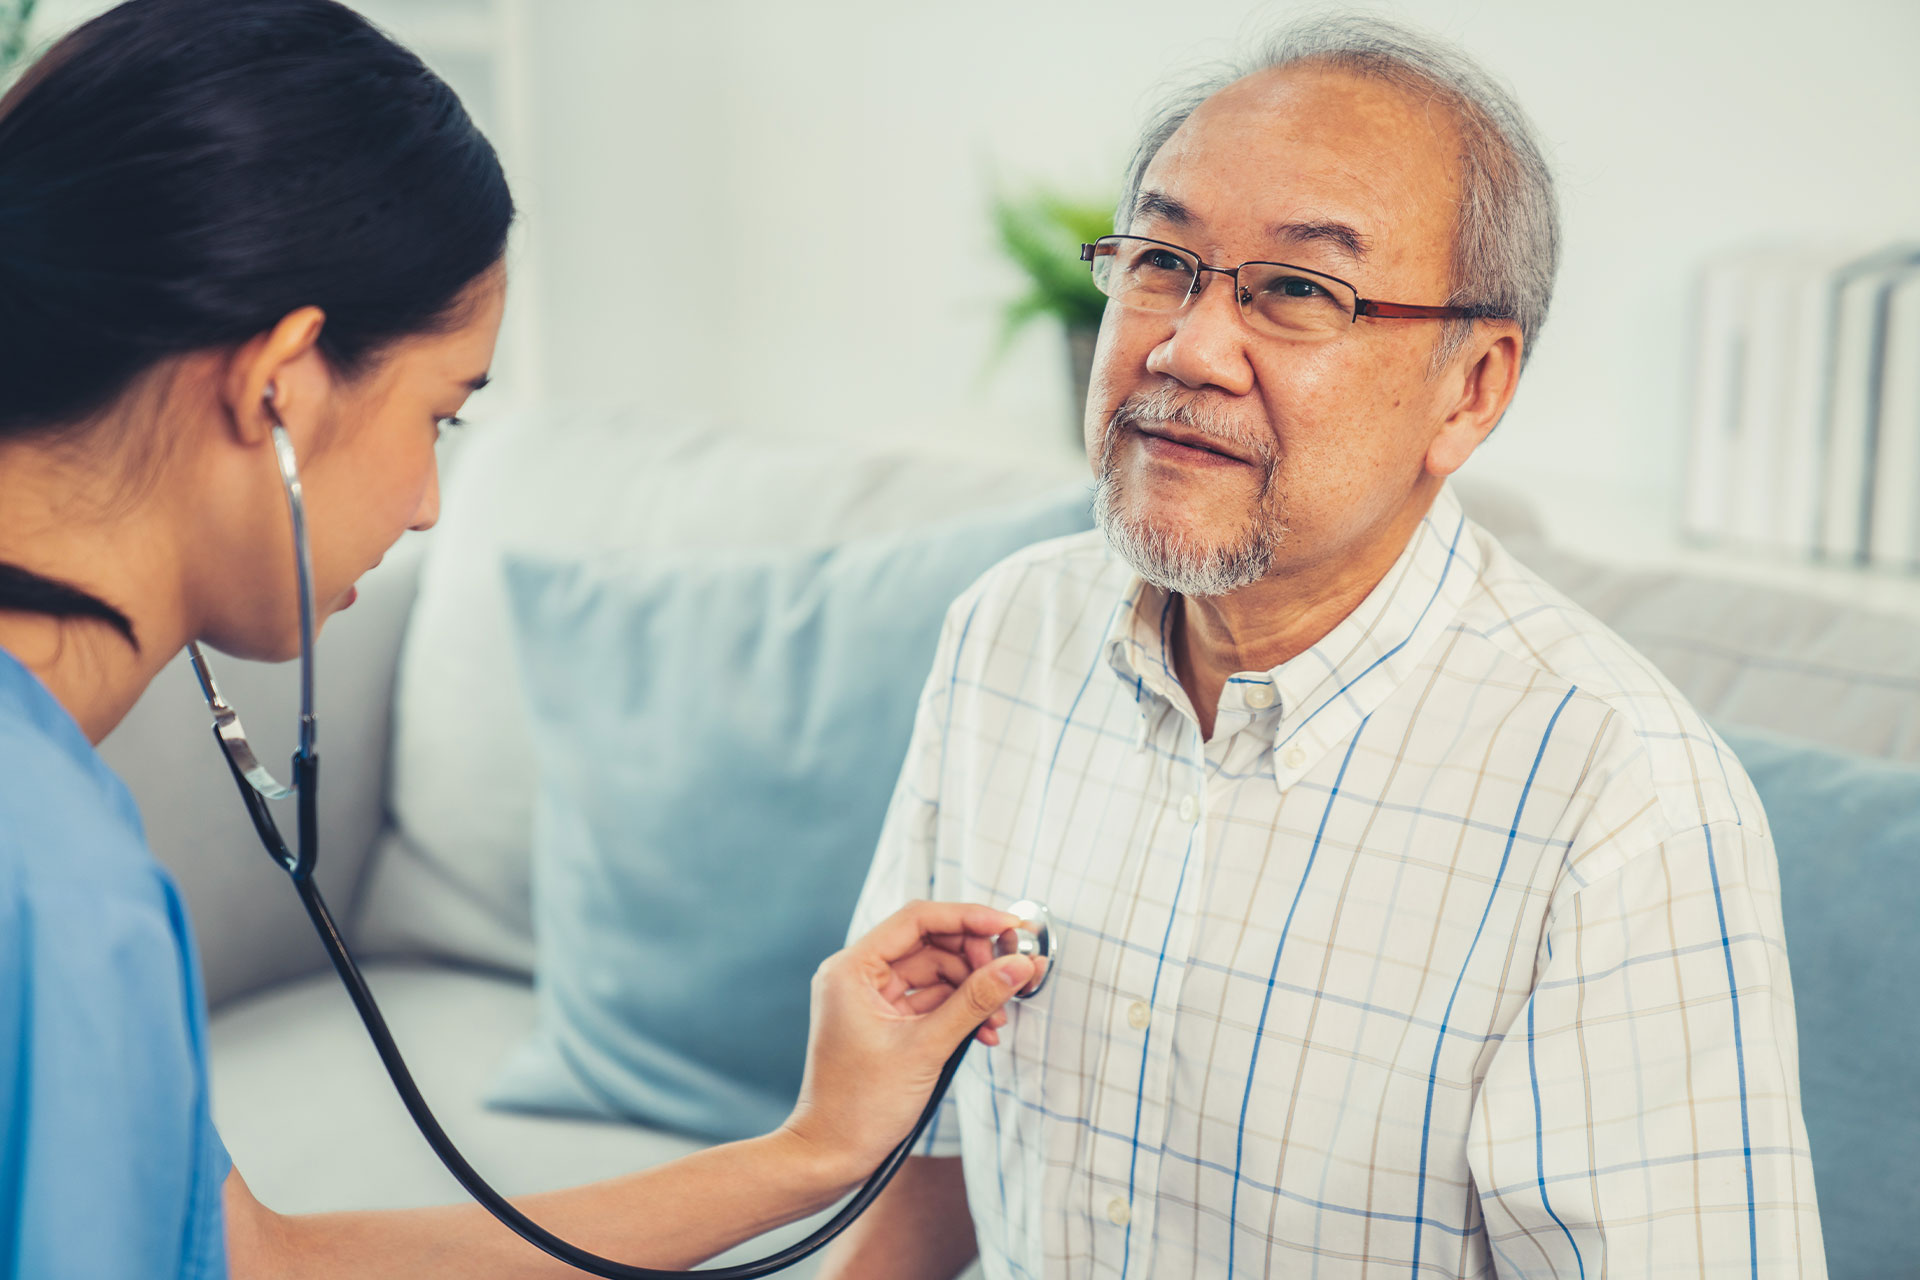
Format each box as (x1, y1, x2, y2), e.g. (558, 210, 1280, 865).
(22, 0, 1920, 556)
(513, 0, 1920, 554)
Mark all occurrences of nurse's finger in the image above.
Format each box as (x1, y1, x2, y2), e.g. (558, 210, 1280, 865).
(874, 949, 971, 1005)
(855, 901, 1023, 964)
(904, 983, 958, 1014)
(925, 955, 1034, 1047)
(888, 947, 971, 991)
(915, 930, 999, 968)
(917, 927, 1029, 971)
(901, 984, 1013, 1046)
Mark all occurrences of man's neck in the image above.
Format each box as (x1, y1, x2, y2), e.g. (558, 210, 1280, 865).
(1172, 487, 1438, 740)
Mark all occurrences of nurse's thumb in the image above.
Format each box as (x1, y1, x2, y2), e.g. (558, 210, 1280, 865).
(934, 955, 1035, 1044)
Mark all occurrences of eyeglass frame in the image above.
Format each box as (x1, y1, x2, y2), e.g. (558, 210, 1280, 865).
(1079, 234, 1504, 329)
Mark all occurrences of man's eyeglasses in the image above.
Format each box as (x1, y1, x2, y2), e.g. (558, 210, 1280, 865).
(1080, 235, 1501, 342)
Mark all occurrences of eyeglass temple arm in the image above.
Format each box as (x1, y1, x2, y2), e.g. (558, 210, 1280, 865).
(1356, 299, 1484, 320)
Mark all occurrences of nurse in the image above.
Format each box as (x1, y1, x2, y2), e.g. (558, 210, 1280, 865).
(0, 1, 1035, 1276)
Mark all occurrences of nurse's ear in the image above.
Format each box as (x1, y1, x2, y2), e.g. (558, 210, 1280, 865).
(219, 307, 333, 452)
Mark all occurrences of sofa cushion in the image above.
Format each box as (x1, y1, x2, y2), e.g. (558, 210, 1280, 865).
(1716, 724, 1920, 1280)
(211, 965, 699, 1211)
(1513, 541, 1920, 763)
(488, 491, 1094, 1140)
(211, 963, 990, 1275)
(210, 964, 854, 1275)
(100, 538, 424, 1009)
(354, 412, 1087, 974)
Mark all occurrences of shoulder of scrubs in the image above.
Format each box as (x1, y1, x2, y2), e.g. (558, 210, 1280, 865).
(0, 648, 231, 1280)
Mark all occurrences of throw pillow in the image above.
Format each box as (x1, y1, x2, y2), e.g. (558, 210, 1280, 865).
(488, 489, 1093, 1140)
(1718, 722, 1920, 1279)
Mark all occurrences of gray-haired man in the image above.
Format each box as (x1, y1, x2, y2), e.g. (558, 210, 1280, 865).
(823, 15, 1822, 1278)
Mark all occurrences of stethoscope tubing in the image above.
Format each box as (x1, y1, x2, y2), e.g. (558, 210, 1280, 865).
(206, 703, 975, 1278)
(196, 404, 976, 1276)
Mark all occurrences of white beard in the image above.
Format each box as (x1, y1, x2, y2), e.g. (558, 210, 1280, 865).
(1091, 387, 1287, 599)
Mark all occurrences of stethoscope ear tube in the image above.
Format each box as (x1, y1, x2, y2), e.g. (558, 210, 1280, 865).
(209, 726, 296, 872)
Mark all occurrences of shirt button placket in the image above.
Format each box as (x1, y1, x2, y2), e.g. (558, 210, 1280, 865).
(1108, 772, 1199, 1278)
(1101, 765, 1202, 1276)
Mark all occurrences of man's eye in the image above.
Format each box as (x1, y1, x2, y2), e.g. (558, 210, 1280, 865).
(1141, 249, 1189, 273)
(1268, 275, 1325, 299)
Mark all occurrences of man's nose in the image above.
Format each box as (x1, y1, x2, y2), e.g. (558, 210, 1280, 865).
(1145, 271, 1256, 396)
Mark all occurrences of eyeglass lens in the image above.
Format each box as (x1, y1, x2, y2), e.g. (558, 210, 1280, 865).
(1087, 236, 1358, 339)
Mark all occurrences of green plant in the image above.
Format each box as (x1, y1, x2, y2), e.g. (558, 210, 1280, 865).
(990, 189, 1114, 357)
(1, 0, 39, 79)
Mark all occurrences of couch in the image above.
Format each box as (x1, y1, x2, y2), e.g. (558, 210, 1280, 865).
(99, 410, 1920, 1276)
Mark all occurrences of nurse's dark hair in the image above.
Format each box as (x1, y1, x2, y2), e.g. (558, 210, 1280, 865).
(0, 0, 513, 648)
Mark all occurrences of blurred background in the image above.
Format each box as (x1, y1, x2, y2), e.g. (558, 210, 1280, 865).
(15, 0, 1920, 563)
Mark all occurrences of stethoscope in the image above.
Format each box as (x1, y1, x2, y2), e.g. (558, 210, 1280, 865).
(184, 391, 1058, 1277)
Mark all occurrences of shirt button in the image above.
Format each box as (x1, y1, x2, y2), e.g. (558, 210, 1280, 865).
(1127, 1000, 1151, 1030)
(1244, 684, 1275, 709)
(1178, 794, 1198, 823)
(1108, 1197, 1131, 1226)
(1283, 745, 1308, 769)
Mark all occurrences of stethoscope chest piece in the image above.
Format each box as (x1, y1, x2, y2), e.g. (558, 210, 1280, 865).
(997, 900, 1058, 999)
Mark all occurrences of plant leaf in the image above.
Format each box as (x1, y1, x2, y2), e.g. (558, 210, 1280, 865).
(990, 186, 1116, 339)
(0, 0, 38, 76)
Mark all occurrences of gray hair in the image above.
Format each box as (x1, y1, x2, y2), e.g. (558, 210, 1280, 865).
(1118, 12, 1560, 369)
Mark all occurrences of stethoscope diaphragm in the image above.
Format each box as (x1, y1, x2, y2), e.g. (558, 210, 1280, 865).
(996, 900, 1057, 999)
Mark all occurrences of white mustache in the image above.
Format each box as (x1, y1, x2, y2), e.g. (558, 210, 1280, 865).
(1105, 386, 1273, 466)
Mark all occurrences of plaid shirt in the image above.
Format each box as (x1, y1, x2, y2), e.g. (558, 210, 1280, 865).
(850, 483, 1823, 1278)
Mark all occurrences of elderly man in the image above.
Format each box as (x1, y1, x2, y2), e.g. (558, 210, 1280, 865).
(825, 14, 1821, 1280)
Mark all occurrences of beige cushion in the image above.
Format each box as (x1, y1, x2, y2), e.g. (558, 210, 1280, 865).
(99, 538, 424, 1008)
(1512, 539, 1920, 762)
(210, 963, 891, 1274)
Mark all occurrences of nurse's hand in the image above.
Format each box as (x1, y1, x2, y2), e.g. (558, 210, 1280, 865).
(781, 900, 1036, 1185)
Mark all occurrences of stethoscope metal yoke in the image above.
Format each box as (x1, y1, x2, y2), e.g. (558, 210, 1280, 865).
(189, 395, 1056, 1277)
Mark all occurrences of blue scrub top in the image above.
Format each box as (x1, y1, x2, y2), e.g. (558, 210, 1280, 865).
(0, 647, 230, 1279)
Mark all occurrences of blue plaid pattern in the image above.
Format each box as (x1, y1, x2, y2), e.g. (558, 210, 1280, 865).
(850, 484, 1824, 1278)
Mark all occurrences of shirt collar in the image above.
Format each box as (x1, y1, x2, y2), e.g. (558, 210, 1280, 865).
(1104, 483, 1485, 776)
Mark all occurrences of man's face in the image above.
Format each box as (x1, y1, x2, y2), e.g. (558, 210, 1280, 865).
(1087, 64, 1477, 595)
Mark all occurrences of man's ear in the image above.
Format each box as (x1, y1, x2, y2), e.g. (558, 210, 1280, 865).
(218, 306, 330, 447)
(1427, 322, 1522, 479)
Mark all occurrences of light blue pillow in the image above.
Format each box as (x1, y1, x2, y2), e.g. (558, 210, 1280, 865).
(489, 490, 1094, 1141)
(1716, 723, 1920, 1279)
